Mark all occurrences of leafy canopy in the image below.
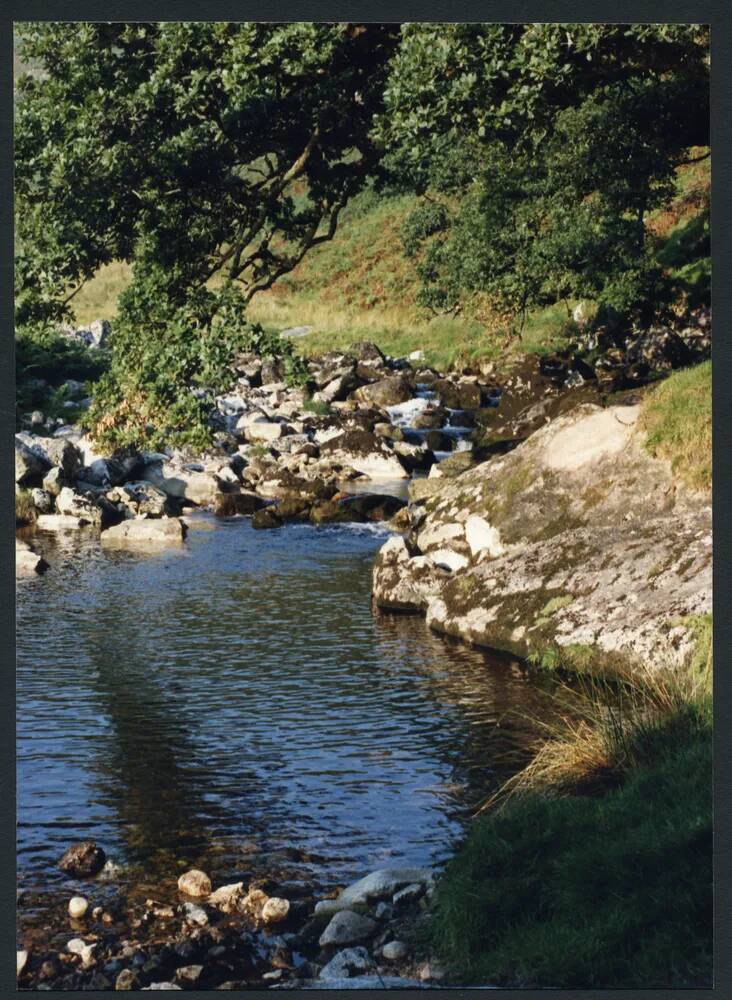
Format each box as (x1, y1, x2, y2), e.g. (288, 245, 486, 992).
(377, 23, 709, 327)
(15, 22, 399, 447)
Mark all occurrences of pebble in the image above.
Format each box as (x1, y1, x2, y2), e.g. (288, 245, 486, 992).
(17, 950, 28, 976)
(183, 901, 209, 926)
(261, 896, 290, 924)
(67, 938, 96, 967)
(382, 939, 409, 961)
(68, 896, 89, 919)
(177, 869, 212, 897)
(114, 969, 140, 990)
(142, 983, 182, 990)
(174, 964, 203, 984)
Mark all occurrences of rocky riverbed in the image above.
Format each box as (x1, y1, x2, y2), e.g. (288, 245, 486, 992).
(18, 848, 441, 990)
(15, 311, 710, 575)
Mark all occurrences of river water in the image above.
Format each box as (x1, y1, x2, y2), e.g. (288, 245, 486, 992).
(17, 514, 556, 912)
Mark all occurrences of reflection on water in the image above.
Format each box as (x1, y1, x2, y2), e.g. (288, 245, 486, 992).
(17, 515, 555, 897)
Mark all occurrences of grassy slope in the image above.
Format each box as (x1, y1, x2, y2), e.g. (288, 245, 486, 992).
(429, 664, 712, 988)
(71, 152, 708, 372)
(70, 191, 580, 371)
(639, 359, 711, 491)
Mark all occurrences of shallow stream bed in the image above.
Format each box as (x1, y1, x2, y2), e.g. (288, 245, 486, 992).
(17, 514, 556, 933)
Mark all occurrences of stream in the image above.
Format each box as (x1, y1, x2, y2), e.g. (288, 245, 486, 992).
(17, 513, 557, 919)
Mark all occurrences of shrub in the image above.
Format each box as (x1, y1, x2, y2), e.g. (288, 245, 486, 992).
(88, 274, 307, 451)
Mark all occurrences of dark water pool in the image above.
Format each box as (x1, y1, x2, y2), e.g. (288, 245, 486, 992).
(17, 515, 555, 907)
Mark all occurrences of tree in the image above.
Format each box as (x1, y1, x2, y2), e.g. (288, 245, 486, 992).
(378, 23, 709, 330)
(15, 22, 399, 445)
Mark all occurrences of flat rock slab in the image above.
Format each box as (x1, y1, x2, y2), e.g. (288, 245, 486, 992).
(36, 514, 95, 531)
(101, 517, 187, 546)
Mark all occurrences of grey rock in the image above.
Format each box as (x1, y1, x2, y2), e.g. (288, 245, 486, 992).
(15, 436, 51, 486)
(319, 947, 375, 980)
(319, 910, 378, 948)
(374, 403, 712, 670)
(337, 867, 433, 907)
(381, 940, 409, 962)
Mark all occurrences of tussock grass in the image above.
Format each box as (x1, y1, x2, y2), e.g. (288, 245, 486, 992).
(639, 360, 711, 491)
(429, 645, 712, 988)
(482, 662, 711, 805)
(15, 490, 37, 526)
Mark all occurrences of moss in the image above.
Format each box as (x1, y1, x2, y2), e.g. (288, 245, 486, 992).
(540, 594, 574, 617)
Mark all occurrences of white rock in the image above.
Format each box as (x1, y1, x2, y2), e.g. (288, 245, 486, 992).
(465, 515, 505, 558)
(36, 514, 93, 532)
(142, 983, 182, 990)
(67, 938, 96, 966)
(246, 421, 286, 443)
(16, 540, 48, 577)
(430, 548, 470, 572)
(261, 896, 290, 924)
(68, 896, 89, 919)
(183, 902, 209, 926)
(177, 869, 212, 898)
(17, 950, 28, 976)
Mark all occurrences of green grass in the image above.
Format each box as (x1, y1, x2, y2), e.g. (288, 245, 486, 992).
(302, 399, 332, 416)
(639, 360, 711, 491)
(429, 663, 712, 988)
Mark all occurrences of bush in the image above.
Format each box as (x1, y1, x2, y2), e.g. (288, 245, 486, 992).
(88, 272, 307, 451)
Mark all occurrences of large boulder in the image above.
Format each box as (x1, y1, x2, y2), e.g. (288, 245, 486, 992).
(56, 487, 104, 525)
(352, 375, 413, 408)
(319, 429, 409, 480)
(18, 435, 83, 480)
(373, 403, 712, 670)
(101, 517, 187, 547)
(318, 910, 378, 948)
(15, 437, 51, 486)
(144, 463, 222, 506)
